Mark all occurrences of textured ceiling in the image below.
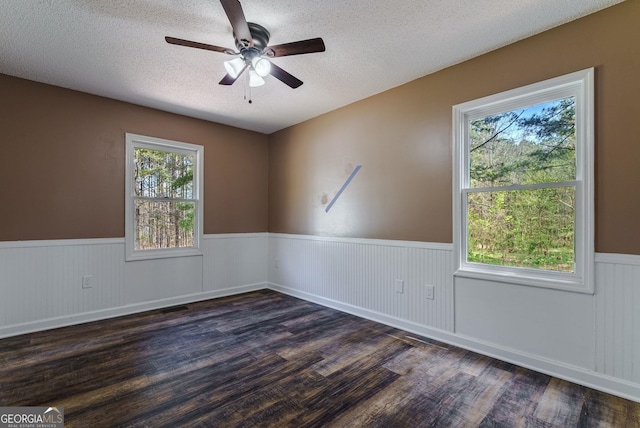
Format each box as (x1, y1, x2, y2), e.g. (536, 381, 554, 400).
(0, 0, 623, 134)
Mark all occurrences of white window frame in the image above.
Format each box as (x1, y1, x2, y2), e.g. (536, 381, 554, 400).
(125, 133, 204, 261)
(452, 68, 594, 293)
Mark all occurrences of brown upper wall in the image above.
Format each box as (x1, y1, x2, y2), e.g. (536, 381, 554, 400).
(268, 1, 640, 255)
(0, 75, 269, 241)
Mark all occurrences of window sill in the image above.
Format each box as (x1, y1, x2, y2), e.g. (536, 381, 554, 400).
(454, 265, 594, 294)
(126, 247, 203, 262)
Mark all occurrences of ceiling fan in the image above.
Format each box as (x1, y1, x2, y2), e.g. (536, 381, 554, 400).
(165, 0, 325, 89)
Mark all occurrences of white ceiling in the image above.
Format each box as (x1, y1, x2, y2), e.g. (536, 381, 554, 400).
(0, 0, 623, 134)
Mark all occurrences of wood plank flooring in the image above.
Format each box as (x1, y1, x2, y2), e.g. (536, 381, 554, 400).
(1, 290, 638, 427)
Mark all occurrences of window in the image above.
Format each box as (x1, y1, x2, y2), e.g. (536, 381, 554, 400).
(125, 133, 203, 261)
(453, 69, 594, 293)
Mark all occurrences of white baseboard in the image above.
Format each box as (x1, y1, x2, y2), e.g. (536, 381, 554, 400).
(0, 282, 267, 339)
(268, 282, 640, 403)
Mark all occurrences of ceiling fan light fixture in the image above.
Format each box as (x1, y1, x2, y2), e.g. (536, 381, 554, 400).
(248, 70, 265, 87)
(224, 57, 245, 78)
(251, 57, 271, 77)
(165, 1, 325, 90)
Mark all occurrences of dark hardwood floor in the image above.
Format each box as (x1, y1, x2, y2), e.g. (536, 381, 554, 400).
(1, 290, 638, 427)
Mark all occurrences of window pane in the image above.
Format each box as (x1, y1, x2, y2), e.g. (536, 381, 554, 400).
(134, 148, 194, 199)
(467, 187, 575, 272)
(469, 97, 576, 188)
(134, 200, 195, 250)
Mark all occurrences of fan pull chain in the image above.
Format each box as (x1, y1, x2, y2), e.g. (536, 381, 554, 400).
(243, 70, 252, 104)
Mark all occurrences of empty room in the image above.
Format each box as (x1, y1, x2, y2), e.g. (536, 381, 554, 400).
(1, 0, 639, 426)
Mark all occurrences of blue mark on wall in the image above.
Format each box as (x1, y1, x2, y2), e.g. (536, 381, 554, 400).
(325, 165, 362, 213)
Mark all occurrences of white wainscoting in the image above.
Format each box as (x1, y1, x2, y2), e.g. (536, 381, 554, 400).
(454, 276, 595, 370)
(268, 233, 640, 402)
(1, 233, 639, 402)
(0, 239, 126, 331)
(595, 253, 640, 385)
(268, 233, 455, 333)
(202, 233, 268, 293)
(0, 234, 267, 338)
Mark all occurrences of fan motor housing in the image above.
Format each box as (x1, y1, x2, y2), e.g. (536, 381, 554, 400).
(235, 22, 270, 53)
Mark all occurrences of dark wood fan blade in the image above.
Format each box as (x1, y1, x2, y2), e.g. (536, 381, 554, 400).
(265, 38, 325, 57)
(220, 0, 253, 47)
(219, 65, 248, 85)
(219, 74, 236, 85)
(269, 62, 303, 88)
(165, 36, 233, 54)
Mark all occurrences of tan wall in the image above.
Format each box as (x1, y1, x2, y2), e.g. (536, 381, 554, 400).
(0, 75, 269, 241)
(268, 1, 640, 254)
(1, 2, 637, 252)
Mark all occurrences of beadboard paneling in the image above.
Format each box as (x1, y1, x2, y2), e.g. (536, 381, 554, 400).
(455, 275, 595, 369)
(124, 255, 203, 304)
(202, 233, 268, 291)
(0, 234, 267, 337)
(595, 254, 640, 384)
(2, 235, 640, 402)
(0, 239, 125, 326)
(268, 234, 454, 332)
